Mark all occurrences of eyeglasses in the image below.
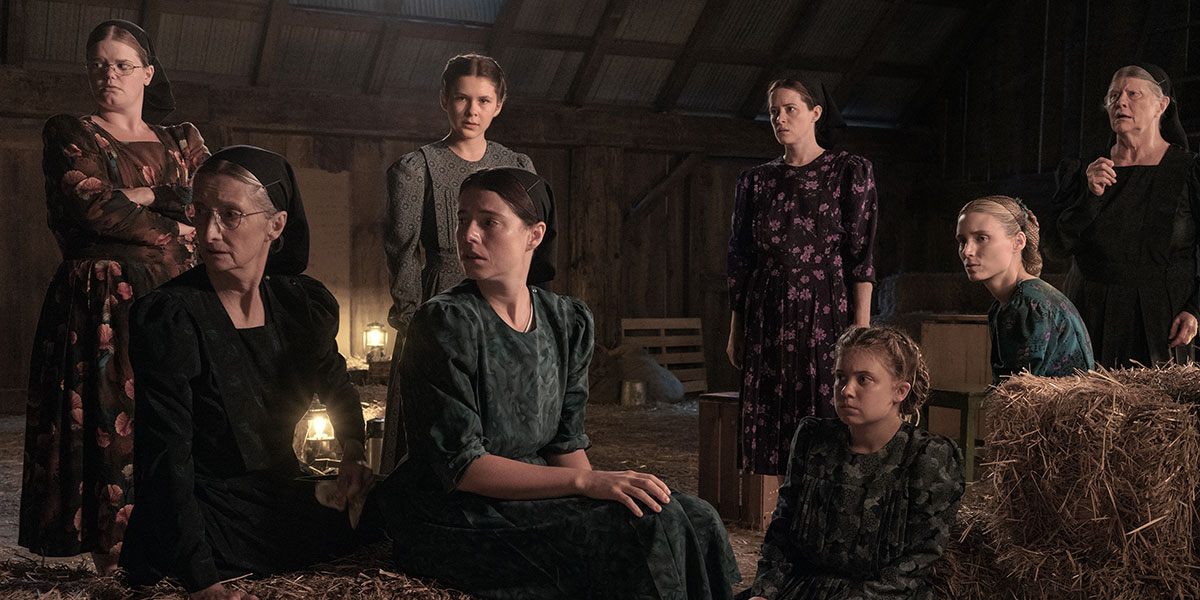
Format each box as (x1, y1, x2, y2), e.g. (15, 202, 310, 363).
(194, 206, 272, 230)
(85, 61, 149, 77)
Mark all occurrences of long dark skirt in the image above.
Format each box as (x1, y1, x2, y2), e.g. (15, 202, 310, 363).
(382, 485, 740, 600)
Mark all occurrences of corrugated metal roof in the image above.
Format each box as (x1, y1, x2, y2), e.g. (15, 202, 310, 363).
(290, 0, 502, 23)
(382, 37, 483, 91)
(614, 0, 705, 45)
(25, 0, 138, 62)
(877, 5, 966, 65)
(513, 0, 605, 36)
(587, 55, 675, 105)
(499, 47, 582, 101)
(272, 25, 375, 90)
(707, 0, 795, 53)
(840, 75, 921, 123)
(677, 62, 759, 113)
(793, 0, 885, 58)
(151, 14, 259, 76)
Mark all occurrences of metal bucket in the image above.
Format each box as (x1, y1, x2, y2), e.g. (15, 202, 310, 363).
(620, 380, 647, 406)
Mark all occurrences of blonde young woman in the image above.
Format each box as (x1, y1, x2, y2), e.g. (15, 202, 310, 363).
(957, 196, 1094, 383)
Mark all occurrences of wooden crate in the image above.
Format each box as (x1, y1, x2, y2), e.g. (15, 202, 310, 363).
(621, 317, 708, 394)
(698, 391, 782, 530)
(698, 392, 741, 520)
(920, 314, 991, 389)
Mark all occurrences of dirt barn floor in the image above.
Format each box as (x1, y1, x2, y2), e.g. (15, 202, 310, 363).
(0, 390, 766, 598)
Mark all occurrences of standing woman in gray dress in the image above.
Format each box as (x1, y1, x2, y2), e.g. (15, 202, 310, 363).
(382, 54, 535, 470)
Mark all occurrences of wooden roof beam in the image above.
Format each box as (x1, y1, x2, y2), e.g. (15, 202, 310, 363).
(737, 0, 827, 119)
(5, 0, 25, 66)
(363, 22, 399, 95)
(654, 0, 731, 111)
(899, 0, 1000, 125)
(832, 0, 914, 108)
(566, 0, 632, 106)
(487, 0, 524, 56)
(252, 0, 287, 87)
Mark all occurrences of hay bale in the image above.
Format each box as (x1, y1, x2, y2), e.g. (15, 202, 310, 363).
(930, 503, 1016, 599)
(981, 368, 1200, 599)
(0, 544, 472, 600)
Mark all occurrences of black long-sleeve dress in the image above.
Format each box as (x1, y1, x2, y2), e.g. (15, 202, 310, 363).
(119, 268, 365, 592)
(747, 418, 963, 599)
(1046, 144, 1200, 367)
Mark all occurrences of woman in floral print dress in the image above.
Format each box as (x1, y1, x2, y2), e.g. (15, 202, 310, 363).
(19, 20, 208, 573)
(727, 79, 878, 475)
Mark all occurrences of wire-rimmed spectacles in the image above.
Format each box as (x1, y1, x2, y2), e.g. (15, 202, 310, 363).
(194, 206, 272, 231)
(85, 61, 149, 77)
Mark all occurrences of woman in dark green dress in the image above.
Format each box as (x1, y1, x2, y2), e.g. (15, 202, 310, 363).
(1046, 63, 1200, 367)
(957, 195, 1094, 383)
(380, 168, 740, 599)
(744, 327, 963, 600)
(120, 147, 371, 600)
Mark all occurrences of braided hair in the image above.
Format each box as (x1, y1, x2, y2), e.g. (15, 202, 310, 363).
(958, 195, 1042, 276)
(835, 326, 931, 416)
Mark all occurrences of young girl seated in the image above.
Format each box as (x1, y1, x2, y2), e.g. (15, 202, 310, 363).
(957, 195, 1094, 383)
(744, 326, 963, 600)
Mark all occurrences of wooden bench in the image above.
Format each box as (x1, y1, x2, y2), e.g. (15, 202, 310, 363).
(620, 317, 708, 395)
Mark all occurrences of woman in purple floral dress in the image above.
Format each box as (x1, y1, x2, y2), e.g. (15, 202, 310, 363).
(19, 20, 208, 573)
(727, 79, 878, 475)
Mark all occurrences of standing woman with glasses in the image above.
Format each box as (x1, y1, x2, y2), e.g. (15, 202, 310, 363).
(20, 19, 208, 573)
(381, 54, 535, 470)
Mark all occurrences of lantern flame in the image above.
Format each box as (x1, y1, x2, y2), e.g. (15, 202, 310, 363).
(310, 415, 331, 440)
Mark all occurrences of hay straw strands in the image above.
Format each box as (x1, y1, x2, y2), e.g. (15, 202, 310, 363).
(973, 365, 1200, 599)
(0, 543, 473, 599)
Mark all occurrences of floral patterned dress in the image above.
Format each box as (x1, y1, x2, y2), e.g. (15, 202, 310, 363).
(989, 278, 1094, 384)
(747, 418, 964, 599)
(20, 114, 207, 557)
(728, 151, 878, 475)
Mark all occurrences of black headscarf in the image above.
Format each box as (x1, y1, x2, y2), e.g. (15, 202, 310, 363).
(1131, 63, 1188, 150)
(782, 77, 846, 149)
(460, 167, 557, 286)
(87, 20, 176, 124)
(205, 146, 310, 275)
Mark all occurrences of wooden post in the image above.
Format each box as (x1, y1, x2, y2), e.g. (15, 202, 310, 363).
(568, 146, 624, 349)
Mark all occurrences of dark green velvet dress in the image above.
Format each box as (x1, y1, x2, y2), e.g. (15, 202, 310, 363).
(380, 281, 740, 599)
(119, 268, 364, 592)
(989, 278, 1095, 384)
(747, 419, 963, 600)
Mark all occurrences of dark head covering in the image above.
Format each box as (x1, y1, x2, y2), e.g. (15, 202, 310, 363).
(460, 167, 557, 286)
(87, 20, 175, 124)
(773, 78, 846, 149)
(1130, 63, 1188, 150)
(203, 145, 309, 275)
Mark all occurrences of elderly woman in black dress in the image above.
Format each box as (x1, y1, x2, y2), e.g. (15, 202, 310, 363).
(120, 147, 370, 600)
(1047, 63, 1200, 367)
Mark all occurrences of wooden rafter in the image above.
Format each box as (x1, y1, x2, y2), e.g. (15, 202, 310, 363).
(137, 0, 163, 36)
(832, 0, 914, 108)
(252, 0, 287, 87)
(899, 0, 1000, 125)
(363, 22, 399, 95)
(654, 0, 731, 111)
(486, 0, 524, 56)
(5, 0, 25, 66)
(737, 0, 827, 119)
(628, 153, 705, 216)
(566, 0, 632, 106)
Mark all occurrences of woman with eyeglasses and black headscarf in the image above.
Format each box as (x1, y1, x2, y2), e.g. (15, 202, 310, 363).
(379, 167, 740, 599)
(20, 19, 209, 573)
(1045, 64, 1200, 368)
(119, 146, 369, 600)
